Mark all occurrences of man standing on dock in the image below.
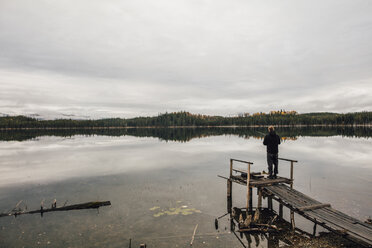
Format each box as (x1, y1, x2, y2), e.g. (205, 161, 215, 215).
(263, 126, 281, 179)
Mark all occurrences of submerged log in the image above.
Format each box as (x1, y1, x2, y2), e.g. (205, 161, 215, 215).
(0, 201, 111, 218)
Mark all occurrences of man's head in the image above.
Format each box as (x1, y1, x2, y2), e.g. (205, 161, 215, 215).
(268, 126, 275, 132)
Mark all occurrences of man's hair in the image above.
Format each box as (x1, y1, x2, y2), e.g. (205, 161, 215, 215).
(268, 126, 275, 132)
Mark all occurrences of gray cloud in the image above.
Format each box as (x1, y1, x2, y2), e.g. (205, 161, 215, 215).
(0, 0, 372, 119)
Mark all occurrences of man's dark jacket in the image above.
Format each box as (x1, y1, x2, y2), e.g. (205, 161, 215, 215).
(263, 131, 281, 154)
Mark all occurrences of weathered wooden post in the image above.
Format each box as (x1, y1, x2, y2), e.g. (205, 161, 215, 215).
(227, 159, 233, 213)
(290, 161, 294, 189)
(313, 223, 317, 236)
(257, 188, 262, 209)
(227, 180, 232, 213)
(290, 210, 295, 231)
(268, 196, 273, 210)
(246, 162, 251, 215)
(279, 157, 297, 188)
(253, 187, 263, 222)
(249, 186, 253, 212)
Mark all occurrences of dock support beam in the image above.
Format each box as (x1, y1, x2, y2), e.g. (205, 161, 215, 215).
(278, 157, 297, 189)
(249, 187, 253, 212)
(290, 210, 295, 231)
(268, 196, 273, 210)
(228, 159, 233, 213)
(290, 161, 294, 189)
(257, 188, 262, 209)
(227, 180, 232, 213)
(313, 223, 317, 236)
(246, 163, 251, 215)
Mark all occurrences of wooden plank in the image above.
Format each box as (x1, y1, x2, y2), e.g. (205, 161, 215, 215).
(272, 194, 372, 246)
(231, 158, 254, 164)
(275, 186, 371, 235)
(311, 209, 372, 237)
(266, 185, 321, 208)
(227, 170, 372, 246)
(218, 175, 229, 180)
(249, 178, 292, 186)
(232, 168, 260, 175)
(265, 186, 316, 208)
(232, 168, 247, 174)
(322, 207, 372, 228)
(266, 186, 369, 226)
(306, 210, 372, 243)
(298, 203, 331, 211)
(319, 207, 367, 226)
(229, 176, 247, 186)
(271, 184, 314, 201)
(278, 157, 298, 163)
(264, 184, 372, 246)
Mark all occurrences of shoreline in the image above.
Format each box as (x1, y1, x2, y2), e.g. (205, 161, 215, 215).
(1, 124, 372, 131)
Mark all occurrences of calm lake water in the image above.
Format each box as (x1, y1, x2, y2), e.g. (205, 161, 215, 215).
(0, 127, 371, 247)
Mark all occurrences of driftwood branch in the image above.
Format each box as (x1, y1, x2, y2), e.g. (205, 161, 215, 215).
(190, 224, 198, 246)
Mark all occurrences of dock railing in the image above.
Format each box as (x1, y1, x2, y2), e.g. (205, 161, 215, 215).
(226, 158, 372, 246)
(229, 159, 254, 215)
(278, 158, 298, 188)
(229, 157, 298, 214)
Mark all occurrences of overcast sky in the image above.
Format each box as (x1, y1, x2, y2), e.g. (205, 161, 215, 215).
(1, 0, 372, 119)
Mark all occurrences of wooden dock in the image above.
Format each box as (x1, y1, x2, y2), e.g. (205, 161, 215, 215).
(221, 158, 372, 247)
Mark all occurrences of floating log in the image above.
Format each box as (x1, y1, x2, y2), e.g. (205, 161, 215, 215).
(0, 201, 111, 218)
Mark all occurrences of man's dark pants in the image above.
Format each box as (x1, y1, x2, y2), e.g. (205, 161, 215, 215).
(267, 152, 278, 176)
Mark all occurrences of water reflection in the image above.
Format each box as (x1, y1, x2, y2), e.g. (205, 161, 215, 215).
(0, 128, 371, 247)
(0, 126, 371, 142)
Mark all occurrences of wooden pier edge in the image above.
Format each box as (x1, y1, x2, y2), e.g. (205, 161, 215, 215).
(225, 158, 372, 247)
(262, 187, 372, 247)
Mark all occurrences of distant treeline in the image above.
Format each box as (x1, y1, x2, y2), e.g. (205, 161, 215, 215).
(0, 126, 371, 142)
(0, 111, 372, 129)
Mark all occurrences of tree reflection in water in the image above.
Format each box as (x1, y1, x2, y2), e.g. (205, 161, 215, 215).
(0, 126, 371, 142)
